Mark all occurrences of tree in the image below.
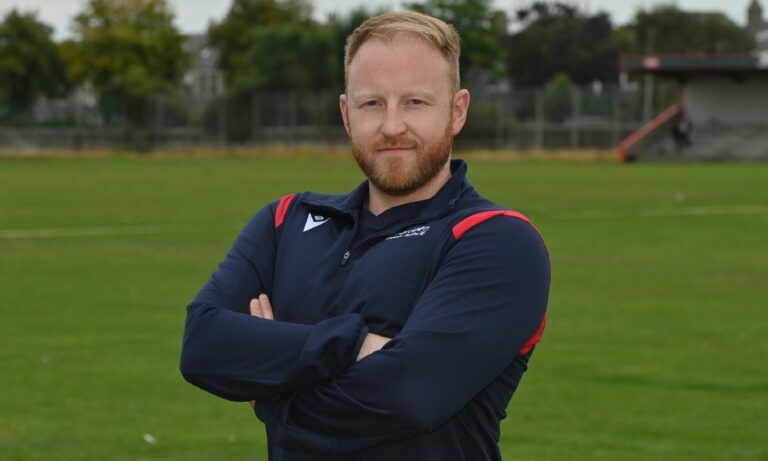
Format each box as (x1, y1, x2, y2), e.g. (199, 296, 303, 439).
(0, 9, 67, 118)
(329, 7, 377, 88)
(407, 0, 505, 82)
(619, 5, 755, 54)
(224, 23, 337, 95)
(503, 2, 620, 87)
(207, 0, 348, 141)
(71, 0, 189, 125)
(209, 0, 318, 94)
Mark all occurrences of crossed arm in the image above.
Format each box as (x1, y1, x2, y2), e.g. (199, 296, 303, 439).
(247, 294, 391, 407)
(250, 218, 549, 454)
(180, 202, 372, 402)
(181, 203, 549, 455)
(250, 294, 391, 363)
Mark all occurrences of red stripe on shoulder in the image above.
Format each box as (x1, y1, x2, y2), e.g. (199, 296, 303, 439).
(519, 314, 546, 356)
(452, 210, 534, 240)
(452, 210, 548, 356)
(274, 193, 296, 228)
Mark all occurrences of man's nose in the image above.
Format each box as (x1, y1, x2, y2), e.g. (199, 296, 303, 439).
(380, 105, 407, 137)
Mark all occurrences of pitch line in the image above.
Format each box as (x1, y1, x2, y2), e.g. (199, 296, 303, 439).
(0, 204, 766, 240)
(547, 204, 768, 220)
(0, 223, 239, 240)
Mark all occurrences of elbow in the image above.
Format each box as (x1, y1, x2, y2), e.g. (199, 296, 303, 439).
(178, 302, 260, 402)
(179, 302, 216, 388)
(179, 328, 206, 387)
(179, 339, 202, 384)
(179, 332, 241, 401)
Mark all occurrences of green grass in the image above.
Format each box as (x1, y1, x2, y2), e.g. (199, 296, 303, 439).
(1, 155, 767, 460)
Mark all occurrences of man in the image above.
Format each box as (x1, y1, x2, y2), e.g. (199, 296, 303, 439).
(181, 11, 550, 460)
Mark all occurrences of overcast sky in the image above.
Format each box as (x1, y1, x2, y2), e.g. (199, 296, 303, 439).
(0, 0, 758, 40)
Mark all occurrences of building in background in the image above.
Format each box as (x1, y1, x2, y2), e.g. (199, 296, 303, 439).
(614, 0, 768, 161)
(182, 34, 225, 107)
(620, 53, 768, 160)
(747, 0, 768, 50)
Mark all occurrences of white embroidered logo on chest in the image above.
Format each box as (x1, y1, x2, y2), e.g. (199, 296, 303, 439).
(386, 225, 431, 240)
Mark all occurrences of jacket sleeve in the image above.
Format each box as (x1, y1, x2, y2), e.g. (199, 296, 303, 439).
(258, 215, 550, 454)
(180, 199, 368, 402)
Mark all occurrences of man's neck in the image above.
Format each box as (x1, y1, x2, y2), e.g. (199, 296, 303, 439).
(367, 163, 452, 216)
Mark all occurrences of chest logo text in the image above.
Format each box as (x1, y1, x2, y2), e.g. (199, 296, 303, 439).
(386, 225, 430, 240)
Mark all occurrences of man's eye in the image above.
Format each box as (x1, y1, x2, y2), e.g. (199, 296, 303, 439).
(408, 99, 426, 106)
(363, 100, 380, 107)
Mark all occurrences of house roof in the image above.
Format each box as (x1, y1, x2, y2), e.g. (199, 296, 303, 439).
(621, 52, 768, 75)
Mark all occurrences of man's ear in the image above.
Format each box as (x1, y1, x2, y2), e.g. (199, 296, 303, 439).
(339, 94, 350, 134)
(451, 89, 470, 136)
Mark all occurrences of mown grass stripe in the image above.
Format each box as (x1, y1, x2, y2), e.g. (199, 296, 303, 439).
(3, 204, 766, 240)
(0, 223, 240, 239)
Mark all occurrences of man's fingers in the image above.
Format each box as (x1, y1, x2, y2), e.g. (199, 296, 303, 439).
(356, 332, 392, 361)
(249, 298, 263, 318)
(246, 295, 271, 407)
(259, 294, 274, 320)
(249, 295, 274, 320)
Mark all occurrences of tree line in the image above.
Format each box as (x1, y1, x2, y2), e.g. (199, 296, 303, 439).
(0, 0, 756, 126)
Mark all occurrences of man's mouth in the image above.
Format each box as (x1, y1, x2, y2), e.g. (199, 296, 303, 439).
(377, 146, 414, 153)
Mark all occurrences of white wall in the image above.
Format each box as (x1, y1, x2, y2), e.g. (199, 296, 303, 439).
(686, 75, 768, 125)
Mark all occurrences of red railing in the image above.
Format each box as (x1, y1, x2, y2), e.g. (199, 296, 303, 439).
(618, 103, 683, 162)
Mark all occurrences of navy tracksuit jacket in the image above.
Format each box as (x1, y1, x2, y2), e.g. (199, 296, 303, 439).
(181, 160, 550, 460)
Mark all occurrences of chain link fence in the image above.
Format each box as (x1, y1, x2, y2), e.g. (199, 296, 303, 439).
(0, 81, 676, 152)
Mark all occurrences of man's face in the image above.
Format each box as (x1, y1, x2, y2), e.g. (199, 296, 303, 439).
(340, 37, 469, 197)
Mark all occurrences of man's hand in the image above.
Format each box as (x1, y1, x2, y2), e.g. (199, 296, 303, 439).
(246, 294, 275, 407)
(250, 293, 274, 320)
(248, 293, 390, 397)
(357, 332, 391, 361)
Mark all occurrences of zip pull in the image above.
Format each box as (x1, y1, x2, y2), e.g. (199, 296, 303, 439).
(340, 250, 351, 266)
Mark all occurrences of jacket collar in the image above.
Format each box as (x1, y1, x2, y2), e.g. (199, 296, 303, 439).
(302, 159, 473, 221)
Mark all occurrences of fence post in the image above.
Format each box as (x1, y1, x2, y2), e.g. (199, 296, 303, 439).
(495, 89, 504, 149)
(535, 88, 544, 150)
(611, 86, 621, 146)
(251, 94, 260, 143)
(289, 92, 298, 141)
(571, 86, 580, 149)
(643, 74, 654, 122)
(218, 98, 227, 148)
(154, 95, 164, 149)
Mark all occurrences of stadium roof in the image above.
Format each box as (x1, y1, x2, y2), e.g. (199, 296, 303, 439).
(621, 51, 768, 76)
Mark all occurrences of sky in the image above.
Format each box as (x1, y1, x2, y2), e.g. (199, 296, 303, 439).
(0, 0, 758, 40)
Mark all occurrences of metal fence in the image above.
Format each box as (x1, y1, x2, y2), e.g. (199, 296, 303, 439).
(0, 81, 676, 152)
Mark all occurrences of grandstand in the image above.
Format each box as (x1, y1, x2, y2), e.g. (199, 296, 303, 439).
(620, 52, 768, 161)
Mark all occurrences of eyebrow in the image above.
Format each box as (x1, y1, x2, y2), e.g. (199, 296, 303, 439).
(349, 89, 439, 101)
(348, 92, 378, 101)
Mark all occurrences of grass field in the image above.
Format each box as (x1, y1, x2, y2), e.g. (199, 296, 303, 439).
(1, 154, 767, 460)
